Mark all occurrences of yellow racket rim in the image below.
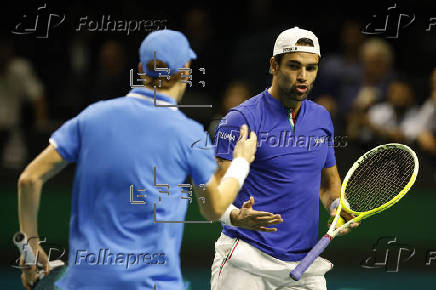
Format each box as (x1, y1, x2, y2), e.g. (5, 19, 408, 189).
(339, 143, 419, 222)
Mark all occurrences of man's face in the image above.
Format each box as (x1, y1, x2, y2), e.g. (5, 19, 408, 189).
(273, 52, 319, 106)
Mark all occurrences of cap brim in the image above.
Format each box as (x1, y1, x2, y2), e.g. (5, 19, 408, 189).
(189, 49, 197, 60)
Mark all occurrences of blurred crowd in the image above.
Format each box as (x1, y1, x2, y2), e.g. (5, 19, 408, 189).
(314, 23, 436, 157)
(0, 5, 435, 186)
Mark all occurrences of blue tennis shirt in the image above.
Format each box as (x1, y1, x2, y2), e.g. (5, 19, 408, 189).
(51, 87, 216, 289)
(215, 89, 336, 262)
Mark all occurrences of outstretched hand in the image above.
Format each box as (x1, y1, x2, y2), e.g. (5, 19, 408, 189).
(231, 196, 283, 232)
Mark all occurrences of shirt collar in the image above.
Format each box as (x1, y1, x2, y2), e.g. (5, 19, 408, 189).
(263, 88, 307, 119)
(127, 87, 178, 109)
(264, 88, 283, 109)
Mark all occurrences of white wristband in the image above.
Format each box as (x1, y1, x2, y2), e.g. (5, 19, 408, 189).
(329, 198, 340, 212)
(220, 204, 238, 226)
(222, 157, 250, 188)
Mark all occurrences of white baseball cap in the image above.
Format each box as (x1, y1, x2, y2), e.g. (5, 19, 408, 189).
(272, 26, 321, 57)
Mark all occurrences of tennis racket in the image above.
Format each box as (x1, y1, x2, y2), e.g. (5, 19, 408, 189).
(289, 143, 419, 281)
(13, 232, 66, 289)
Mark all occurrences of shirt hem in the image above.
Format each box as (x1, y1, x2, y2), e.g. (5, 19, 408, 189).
(222, 229, 306, 262)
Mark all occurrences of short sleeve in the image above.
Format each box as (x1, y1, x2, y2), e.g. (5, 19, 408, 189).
(323, 114, 336, 168)
(214, 110, 249, 161)
(187, 128, 218, 185)
(324, 145, 336, 168)
(49, 116, 81, 163)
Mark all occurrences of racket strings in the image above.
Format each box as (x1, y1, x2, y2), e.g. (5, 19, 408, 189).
(344, 147, 415, 212)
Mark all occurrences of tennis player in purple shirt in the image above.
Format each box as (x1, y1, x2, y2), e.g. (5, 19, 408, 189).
(210, 27, 359, 290)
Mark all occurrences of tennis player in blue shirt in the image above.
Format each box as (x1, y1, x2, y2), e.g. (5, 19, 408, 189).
(17, 30, 257, 290)
(211, 27, 359, 290)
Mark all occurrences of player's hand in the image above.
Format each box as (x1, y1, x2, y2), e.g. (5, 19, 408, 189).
(329, 209, 360, 236)
(233, 125, 257, 163)
(230, 196, 283, 232)
(20, 243, 50, 290)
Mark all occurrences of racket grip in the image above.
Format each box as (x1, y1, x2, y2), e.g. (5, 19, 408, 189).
(290, 234, 332, 281)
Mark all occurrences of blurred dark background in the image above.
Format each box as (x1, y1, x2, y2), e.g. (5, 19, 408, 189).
(1, 0, 435, 289)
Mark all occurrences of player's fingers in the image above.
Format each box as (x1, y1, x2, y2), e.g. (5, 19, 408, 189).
(338, 222, 359, 235)
(246, 131, 257, 163)
(264, 218, 283, 225)
(258, 226, 277, 232)
(238, 124, 248, 142)
(21, 263, 36, 276)
(253, 219, 283, 228)
(38, 250, 50, 275)
(350, 221, 360, 228)
(340, 211, 355, 221)
(21, 273, 32, 290)
(42, 260, 50, 276)
(242, 196, 255, 208)
(248, 131, 257, 143)
(329, 209, 337, 218)
(250, 211, 275, 218)
(21, 274, 30, 290)
(337, 227, 350, 235)
(255, 214, 281, 220)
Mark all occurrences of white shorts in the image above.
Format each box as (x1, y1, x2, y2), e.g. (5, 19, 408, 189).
(210, 233, 333, 290)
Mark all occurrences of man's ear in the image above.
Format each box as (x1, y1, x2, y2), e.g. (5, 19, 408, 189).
(137, 62, 146, 80)
(138, 62, 144, 73)
(178, 61, 191, 78)
(269, 57, 278, 74)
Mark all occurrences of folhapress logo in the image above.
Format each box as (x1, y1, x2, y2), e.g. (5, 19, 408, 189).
(11, 3, 65, 39)
(361, 3, 436, 38)
(361, 236, 415, 272)
(76, 16, 166, 35)
(313, 136, 327, 145)
(11, 3, 166, 38)
(75, 249, 166, 269)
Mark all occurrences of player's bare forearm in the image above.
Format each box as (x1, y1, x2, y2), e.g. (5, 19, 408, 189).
(18, 144, 68, 238)
(200, 157, 251, 220)
(319, 165, 341, 210)
(196, 157, 232, 220)
(199, 172, 240, 220)
(18, 174, 43, 240)
(214, 157, 231, 184)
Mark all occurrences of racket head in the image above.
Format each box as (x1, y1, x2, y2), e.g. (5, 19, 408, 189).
(339, 143, 419, 221)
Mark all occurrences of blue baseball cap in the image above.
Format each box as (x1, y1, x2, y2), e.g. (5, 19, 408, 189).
(139, 30, 197, 77)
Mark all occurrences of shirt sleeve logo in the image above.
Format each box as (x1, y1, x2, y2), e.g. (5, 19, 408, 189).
(217, 132, 236, 142)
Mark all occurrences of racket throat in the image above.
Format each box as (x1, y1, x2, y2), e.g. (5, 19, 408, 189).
(323, 234, 333, 241)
